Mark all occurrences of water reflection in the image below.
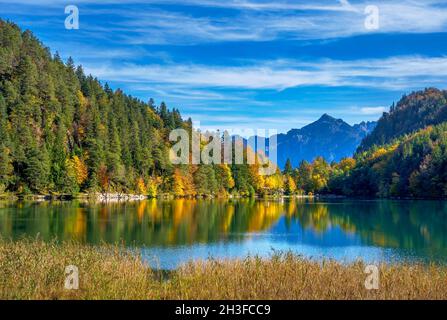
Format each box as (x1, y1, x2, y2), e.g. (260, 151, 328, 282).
(1, 199, 447, 266)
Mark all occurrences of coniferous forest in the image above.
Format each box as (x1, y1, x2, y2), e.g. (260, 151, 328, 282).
(1, 20, 447, 199)
(0, 20, 277, 197)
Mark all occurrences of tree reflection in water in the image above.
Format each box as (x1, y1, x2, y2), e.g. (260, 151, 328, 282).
(1, 199, 447, 255)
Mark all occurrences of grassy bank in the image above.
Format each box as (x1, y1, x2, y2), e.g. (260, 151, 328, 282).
(1, 239, 447, 300)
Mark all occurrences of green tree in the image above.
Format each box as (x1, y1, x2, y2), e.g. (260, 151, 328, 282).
(283, 158, 293, 175)
(194, 165, 218, 195)
(0, 145, 13, 190)
(24, 146, 51, 193)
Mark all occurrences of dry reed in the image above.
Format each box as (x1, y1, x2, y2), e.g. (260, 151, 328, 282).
(1, 239, 446, 300)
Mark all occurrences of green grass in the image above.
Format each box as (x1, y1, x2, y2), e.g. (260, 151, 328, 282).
(1, 239, 447, 300)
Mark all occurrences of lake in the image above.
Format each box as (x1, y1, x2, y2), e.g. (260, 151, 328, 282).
(1, 198, 447, 269)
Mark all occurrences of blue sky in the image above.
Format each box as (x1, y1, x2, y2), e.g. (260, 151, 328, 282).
(1, 0, 447, 133)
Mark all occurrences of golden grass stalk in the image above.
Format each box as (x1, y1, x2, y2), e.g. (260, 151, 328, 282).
(1, 239, 446, 300)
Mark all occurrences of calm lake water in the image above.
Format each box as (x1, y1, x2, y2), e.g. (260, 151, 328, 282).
(1, 198, 447, 269)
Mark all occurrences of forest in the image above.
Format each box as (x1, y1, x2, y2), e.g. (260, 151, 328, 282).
(288, 88, 447, 199)
(0, 20, 284, 198)
(1, 20, 447, 199)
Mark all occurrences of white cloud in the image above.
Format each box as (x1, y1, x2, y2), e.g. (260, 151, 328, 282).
(104, 1, 447, 44)
(84, 56, 447, 91)
(3, 0, 447, 43)
(183, 113, 313, 135)
(359, 106, 387, 115)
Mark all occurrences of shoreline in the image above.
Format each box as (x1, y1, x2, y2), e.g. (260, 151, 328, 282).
(1, 192, 447, 202)
(0, 192, 318, 202)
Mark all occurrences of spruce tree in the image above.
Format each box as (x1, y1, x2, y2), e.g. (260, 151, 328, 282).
(0, 144, 13, 189)
(24, 145, 51, 193)
(284, 158, 293, 175)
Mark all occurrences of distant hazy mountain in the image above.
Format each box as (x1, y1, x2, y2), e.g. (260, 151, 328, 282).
(267, 114, 376, 168)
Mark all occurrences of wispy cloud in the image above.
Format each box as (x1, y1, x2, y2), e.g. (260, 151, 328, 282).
(85, 56, 447, 92)
(2, 0, 445, 132)
(3, 0, 447, 44)
(184, 113, 313, 135)
(98, 1, 447, 44)
(359, 106, 387, 115)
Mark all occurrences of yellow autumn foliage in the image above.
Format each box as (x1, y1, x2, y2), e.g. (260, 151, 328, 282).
(136, 177, 147, 195)
(66, 156, 88, 186)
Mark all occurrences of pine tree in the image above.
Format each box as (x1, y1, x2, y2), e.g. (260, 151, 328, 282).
(107, 118, 125, 187)
(24, 145, 51, 193)
(50, 123, 75, 193)
(283, 158, 293, 175)
(0, 145, 13, 190)
(0, 95, 9, 143)
(194, 165, 218, 196)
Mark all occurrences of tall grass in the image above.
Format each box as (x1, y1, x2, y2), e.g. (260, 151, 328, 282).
(0, 239, 156, 299)
(1, 239, 447, 300)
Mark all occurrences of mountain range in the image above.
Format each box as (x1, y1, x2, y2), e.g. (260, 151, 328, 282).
(265, 114, 376, 169)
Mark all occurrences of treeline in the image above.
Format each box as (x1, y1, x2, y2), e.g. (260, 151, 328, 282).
(0, 20, 290, 198)
(0, 21, 184, 196)
(288, 88, 447, 199)
(283, 123, 447, 199)
(335, 88, 447, 198)
(359, 88, 447, 152)
(329, 123, 447, 198)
